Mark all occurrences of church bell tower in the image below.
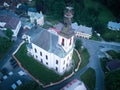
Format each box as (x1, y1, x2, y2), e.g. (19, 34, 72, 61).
(58, 6, 74, 52)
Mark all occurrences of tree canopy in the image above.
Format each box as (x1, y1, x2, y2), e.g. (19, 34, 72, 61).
(5, 28, 13, 40)
(105, 70, 120, 90)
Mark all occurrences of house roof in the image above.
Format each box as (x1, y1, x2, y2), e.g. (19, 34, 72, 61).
(26, 26, 73, 58)
(60, 79, 86, 90)
(76, 25, 92, 35)
(28, 8, 37, 12)
(54, 23, 64, 31)
(29, 11, 43, 19)
(0, 13, 20, 30)
(25, 26, 43, 38)
(108, 21, 120, 30)
(107, 60, 120, 70)
(71, 22, 79, 30)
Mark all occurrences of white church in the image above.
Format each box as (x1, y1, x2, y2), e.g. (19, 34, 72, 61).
(24, 7, 75, 74)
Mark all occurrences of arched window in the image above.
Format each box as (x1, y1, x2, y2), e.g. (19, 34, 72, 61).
(69, 38, 72, 45)
(34, 48, 37, 53)
(62, 38, 64, 46)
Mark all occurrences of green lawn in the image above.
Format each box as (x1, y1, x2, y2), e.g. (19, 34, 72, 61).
(75, 39, 90, 70)
(80, 68, 96, 90)
(15, 44, 73, 85)
(72, 50, 80, 69)
(79, 48, 90, 69)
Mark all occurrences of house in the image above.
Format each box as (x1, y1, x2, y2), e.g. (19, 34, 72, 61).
(24, 7, 74, 74)
(108, 21, 120, 31)
(60, 79, 86, 90)
(72, 23, 92, 39)
(28, 8, 44, 26)
(0, 14, 21, 39)
(106, 60, 120, 71)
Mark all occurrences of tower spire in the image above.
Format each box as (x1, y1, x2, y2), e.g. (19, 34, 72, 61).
(64, 6, 73, 28)
(58, 6, 74, 39)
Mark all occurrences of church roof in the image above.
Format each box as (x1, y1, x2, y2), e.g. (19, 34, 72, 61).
(26, 26, 73, 58)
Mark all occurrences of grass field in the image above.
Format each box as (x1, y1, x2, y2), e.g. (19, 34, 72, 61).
(79, 48, 90, 69)
(72, 50, 80, 69)
(80, 67, 96, 90)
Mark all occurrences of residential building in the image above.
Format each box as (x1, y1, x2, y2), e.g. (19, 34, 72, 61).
(24, 7, 74, 74)
(108, 21, 120, 31)
(28, 8, 44, 26)
(72, 22, 92, 39)
(0, 14, 21, 39)
(106, 60, 120, 71)
(60, 79, 86, 90)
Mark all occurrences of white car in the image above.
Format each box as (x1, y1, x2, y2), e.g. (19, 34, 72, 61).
(8, 71, 13, 76)
(11, 83, 17, 90)
(18, 70, 26, 76)
(3, 75, 8, 80)
(16, 80, 22, 86)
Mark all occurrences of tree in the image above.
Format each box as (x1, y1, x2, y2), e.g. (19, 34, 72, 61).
(35, 0, 45, 13)
(5, 28, 13, 40)
(98, 0, 120, 17)
(0, 37, 13, 56)
(105, 70, 120, 90)
(75, 39, 82, 51)
(51, 0, 65, 19)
